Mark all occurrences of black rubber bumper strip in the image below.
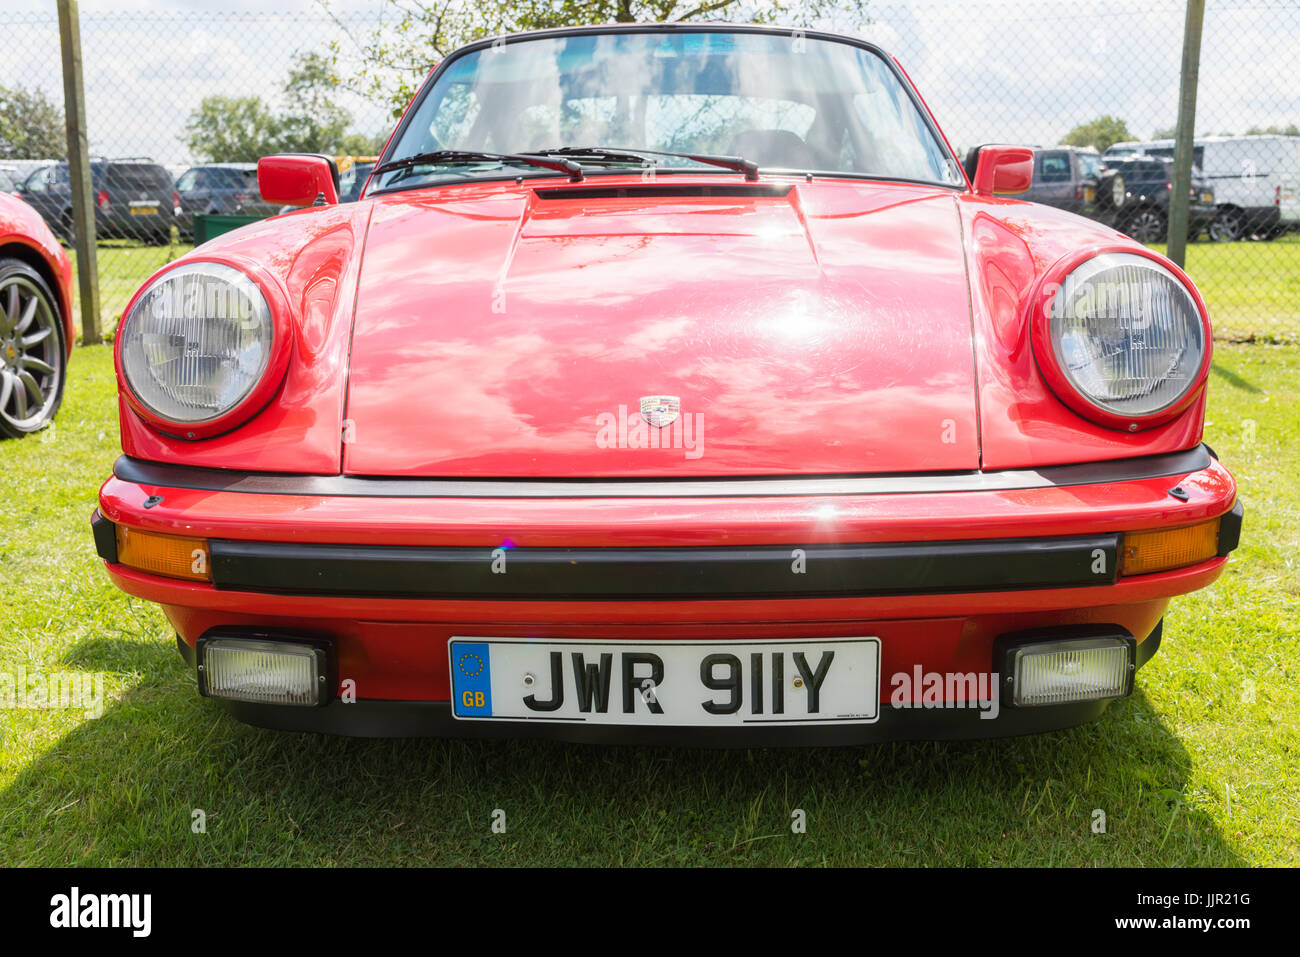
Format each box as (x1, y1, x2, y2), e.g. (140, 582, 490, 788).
(110, 445, 1214, 499)
(90, 509, 117, 564)
(1217, 499, 1245, 557)
(200, 535, 1121, 600)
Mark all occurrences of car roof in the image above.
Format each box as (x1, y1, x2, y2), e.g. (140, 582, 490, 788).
(1103, 156, 1173, 172)
(443, 21, 899, 69)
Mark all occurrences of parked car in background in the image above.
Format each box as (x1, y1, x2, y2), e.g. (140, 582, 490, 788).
(4, 159, 61, 184)
(95, 24, 1240, 743)
(1020, 146, 1102, 215)
(338, 157, 376, 202)
(16, 158, 177, 246)
(175, 163, 279, 240)
(1093, 155, 1216, 242)
(1113, 135, 1299, 241)
(0, 191, 74, 438)
(1103, 141, 1143, 160)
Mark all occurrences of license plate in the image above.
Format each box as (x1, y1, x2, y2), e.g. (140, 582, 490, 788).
(129, 205, 158, 216)
(1084, 186, 1095, 203)
(1201, 192, 1214, 202)
(449, 637, 880, 726)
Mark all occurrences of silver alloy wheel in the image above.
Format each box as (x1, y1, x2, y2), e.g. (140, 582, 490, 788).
(1127, 209, 1165, 243)
(1209, 209, 1243, 242)
(0, 273, 64, 435)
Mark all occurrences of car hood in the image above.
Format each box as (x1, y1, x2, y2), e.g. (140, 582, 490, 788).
(343, 178, 980, 478)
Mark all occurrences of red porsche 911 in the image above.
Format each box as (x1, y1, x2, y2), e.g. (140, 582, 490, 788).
(92, 23, 1240, 743)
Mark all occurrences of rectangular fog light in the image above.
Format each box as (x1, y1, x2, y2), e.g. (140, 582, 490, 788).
(197, 637, 329, 707)
(1005, 636, 1135, 707)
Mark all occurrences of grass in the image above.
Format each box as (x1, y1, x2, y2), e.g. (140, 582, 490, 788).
(1151, 233, 1300, 342)
(0, 344, 1296, 866)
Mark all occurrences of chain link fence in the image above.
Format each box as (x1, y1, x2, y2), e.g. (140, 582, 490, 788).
(0, 1, 1296, 342)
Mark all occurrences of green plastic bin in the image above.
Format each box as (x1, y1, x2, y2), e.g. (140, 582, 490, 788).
(192, 213, 265, 244)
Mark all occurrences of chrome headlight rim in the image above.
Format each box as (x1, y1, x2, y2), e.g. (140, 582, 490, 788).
(1030, 246, 1212, 432)
(116, 257, 292, 440)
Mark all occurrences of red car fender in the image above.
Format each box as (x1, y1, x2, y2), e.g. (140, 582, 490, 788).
(0, 193, 74, 355)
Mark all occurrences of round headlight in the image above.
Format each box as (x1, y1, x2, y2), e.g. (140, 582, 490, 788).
(1042, 252, 1208, 426)
(121, 262, 275, 429)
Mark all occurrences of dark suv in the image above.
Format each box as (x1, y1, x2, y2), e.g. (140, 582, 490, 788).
(17, 158, 176, 245)
(175, 163, 279, 239)
(1093, 156, 1216, 242)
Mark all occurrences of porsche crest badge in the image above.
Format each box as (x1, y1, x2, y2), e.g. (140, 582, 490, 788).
(639, 395, 681, 428)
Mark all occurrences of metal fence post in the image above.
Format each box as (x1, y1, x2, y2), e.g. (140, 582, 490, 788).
(57, 0, 101, 345)
(1167, 0, 1205, 268)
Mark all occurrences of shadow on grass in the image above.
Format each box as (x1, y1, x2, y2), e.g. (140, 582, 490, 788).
(58, 636, 179, 675)
(1, 645, 1243, 867)
(1211, 361, 1265, 394)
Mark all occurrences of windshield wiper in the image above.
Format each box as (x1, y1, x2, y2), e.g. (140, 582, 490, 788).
(532, 146, 760, 181)
(373, 150, 584, 183)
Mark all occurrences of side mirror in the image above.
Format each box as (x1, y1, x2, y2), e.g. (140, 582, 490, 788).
(971, 145, 1034, 197)
(257, 154, 340, 207)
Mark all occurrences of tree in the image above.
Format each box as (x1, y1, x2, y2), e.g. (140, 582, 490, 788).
(274, 52, 353, 154)
(1151, 125, 1178, 140)
(1245, 123, 1299, 136)
(320, 0, 873, 117)
(0, 86, 64, 159)
(183, 95, 283, 163)
(183, 52, 378, 161)
(1062, 116, 1133, 153)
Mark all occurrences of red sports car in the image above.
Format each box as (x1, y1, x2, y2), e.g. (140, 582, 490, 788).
(0, 191, 73, 439)
(93, 24, 1240, 743)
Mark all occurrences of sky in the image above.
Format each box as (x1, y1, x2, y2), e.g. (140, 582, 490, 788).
(2, 0, 1296, 166)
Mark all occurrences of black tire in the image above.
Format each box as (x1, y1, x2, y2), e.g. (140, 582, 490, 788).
(1210, 208, 1244, 242)
(0, 258, 67, 439)
(1121, 206, 1166, 244)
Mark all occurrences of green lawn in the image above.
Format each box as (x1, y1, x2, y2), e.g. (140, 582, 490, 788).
(0, 344, 1295, 866)
(1151, 233, 1300, 343)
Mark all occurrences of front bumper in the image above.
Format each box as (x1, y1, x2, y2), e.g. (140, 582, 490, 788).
(93, 446, 1240, 742)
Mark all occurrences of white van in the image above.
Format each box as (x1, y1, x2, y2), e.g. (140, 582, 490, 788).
(1104, 135, 1300, 240)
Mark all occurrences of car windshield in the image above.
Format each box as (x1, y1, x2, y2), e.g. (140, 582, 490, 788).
(375, 30, 963, 191)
